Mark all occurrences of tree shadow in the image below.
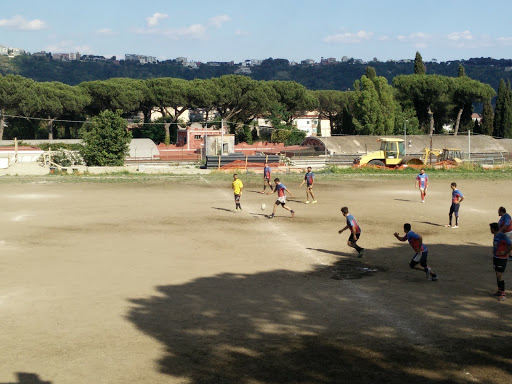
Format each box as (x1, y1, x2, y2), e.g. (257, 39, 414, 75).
(0, 373, 51, 384)
(126, 243, 512, 384)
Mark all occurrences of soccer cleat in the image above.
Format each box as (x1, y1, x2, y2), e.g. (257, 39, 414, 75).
(452, 225, 459, 229)
(498, 294, 506, 301)
(444, 224, 451, 228)
(421, 200, 425, 203)
(358, 248, 365, 258)
(305, 201, 310, 204)
(490, 291, 502, 297)
(260, 191, 265, 194)
(431, 275, 438, 281)
(312, 200, 317, 204)
(268, 214, 274, 219)
(291, 210, 295, 218)
(425, 267, 431, 279)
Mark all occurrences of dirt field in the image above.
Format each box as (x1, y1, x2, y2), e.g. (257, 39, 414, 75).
(1, 174, 512, 384)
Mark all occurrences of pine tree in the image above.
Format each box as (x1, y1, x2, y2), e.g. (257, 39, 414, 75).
(493, 79, 507, 137)
(481, 99, 494, 136)
(414, 52, 426, 75)
(504, 81, 512, 138)
(458, 64, 466, 77)
(365, 66, 377, 80)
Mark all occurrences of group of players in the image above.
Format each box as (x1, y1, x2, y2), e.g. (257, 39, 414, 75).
(231, 165, 511, 301)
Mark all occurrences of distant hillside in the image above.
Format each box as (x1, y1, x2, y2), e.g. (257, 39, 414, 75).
(2, 55, 512, 92)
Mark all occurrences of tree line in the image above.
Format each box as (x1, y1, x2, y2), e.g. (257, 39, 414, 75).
(1, 52, 508, 150)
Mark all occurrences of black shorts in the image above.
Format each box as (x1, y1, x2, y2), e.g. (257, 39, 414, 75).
(348, 232, 360, 243)
(307, 183, 313, 188)
(264, 177, 271, 183)
(494, 257, 507, 273)
(449, 203, 460, 215)
(410, 250, 428, 268)
(234, 194, 241, 202)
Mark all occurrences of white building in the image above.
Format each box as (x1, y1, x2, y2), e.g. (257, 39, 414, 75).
(255, 112, 331, 137)
(0, 45, 8, 55)
(125, 54, 157, 64)
(292, 112, 331, 137)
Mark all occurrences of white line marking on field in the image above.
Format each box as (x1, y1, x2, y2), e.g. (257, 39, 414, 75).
(203, 177, 433, 344)
(12, 214, 34, 222)
(199, 176, 330, 266)
(9, 194, 60, 200)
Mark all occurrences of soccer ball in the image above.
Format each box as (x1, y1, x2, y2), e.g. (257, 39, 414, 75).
(261, 203, 266, 210)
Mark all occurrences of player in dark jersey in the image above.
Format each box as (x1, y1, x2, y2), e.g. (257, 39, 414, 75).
(260, 162, 273, 193)
(299, 166, 317, 204)
(268, 178, 295, 218)
(490, 222, 512, 301)
(445, 182, 464, 228)
(394, 223, 438, 281)
(339, 207, 364, 257)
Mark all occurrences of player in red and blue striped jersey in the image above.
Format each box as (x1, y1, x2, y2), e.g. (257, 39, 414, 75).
(498, 207, 512, 239)
(260, 162, 273, 193)
(394, 223, 438, 281)
(299, 166, 317, 204)
(490, 222, 512, 301)
(268, 178, 295, 218)
(339, 207, 364, 257)
(498, 207, 512, 260)
(415, 168, 429, 203)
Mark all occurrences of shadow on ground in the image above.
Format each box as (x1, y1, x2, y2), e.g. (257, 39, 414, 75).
(127, 243, 512, 384)
(0, 373, 51, 384)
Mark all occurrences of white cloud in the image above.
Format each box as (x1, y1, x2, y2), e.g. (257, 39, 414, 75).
(209, 15, 231, 28)
(323, 30, 374, 44)
(235, 29, 249, 36)
(0, 15, 46, 30)
(378, 35, 391, 41)
(96, 28, 116, 36)
(397, 32, 432, 42)
(45, 41, 93, 54)
(165, 24, 206, 39)
(137, 14, 228, 40)
(447, 31, 473, 41)
(497, 36, 512, 45)
(146, 12, 168, 27)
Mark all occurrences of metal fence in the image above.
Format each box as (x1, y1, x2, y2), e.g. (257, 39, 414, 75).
(288, 151, 510, 169)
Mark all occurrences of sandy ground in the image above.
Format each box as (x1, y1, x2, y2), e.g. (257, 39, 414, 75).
(0, 175, 512, 384)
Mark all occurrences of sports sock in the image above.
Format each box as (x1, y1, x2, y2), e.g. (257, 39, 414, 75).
(499, 280, 505, 292)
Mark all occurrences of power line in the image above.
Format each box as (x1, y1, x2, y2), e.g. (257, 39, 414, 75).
(0, 113, 286, 130)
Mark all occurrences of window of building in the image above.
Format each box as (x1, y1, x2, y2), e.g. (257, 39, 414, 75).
(194, 135, 202, 139)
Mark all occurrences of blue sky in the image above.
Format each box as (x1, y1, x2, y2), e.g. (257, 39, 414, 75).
(1, 0, 512, 63)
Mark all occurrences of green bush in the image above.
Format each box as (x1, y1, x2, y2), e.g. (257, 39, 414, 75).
(80, 110, 131, 166)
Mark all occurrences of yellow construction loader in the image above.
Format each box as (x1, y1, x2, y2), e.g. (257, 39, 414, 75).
(353, 138, 463, 167)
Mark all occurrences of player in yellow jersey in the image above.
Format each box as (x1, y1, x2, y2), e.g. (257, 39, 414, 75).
(232, 174, 244, 211)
